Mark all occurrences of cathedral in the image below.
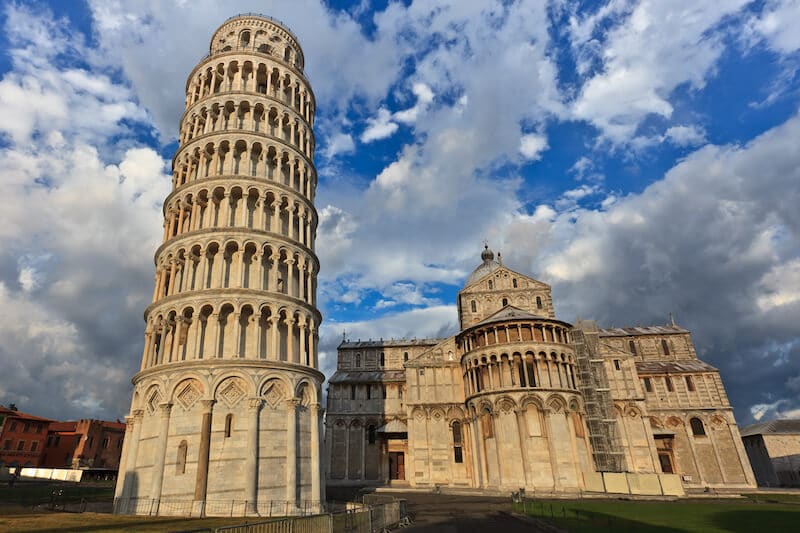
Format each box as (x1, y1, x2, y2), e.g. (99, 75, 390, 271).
(325, 246, 757, 495)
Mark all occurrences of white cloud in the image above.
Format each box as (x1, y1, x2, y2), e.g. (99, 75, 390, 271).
(664, 124, 707, 146)
(323, 132, 356, 159)
(360, 108, 399, 143)
(570, 0, 750, 143)
(747, 0, 800, 54)
(393, 82, 435, 124)
(519, 133, 549, 160)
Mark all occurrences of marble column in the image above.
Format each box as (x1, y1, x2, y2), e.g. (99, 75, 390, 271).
(148, 403, 173, 513)
(285, 399, 298, 507)
(194, 399, 215, 516)
(245, 398, 262, 514)
(310, 402, 321, 509)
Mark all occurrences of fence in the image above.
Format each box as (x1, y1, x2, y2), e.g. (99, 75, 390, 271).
(175, 500, 405, 533)
(113, 498, 324, 517)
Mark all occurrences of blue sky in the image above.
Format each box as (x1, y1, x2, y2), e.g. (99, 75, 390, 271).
(0, 0, 798, 426)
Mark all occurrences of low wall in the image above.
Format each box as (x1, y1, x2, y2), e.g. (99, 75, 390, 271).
(589, 472, 684, 497)
(19, 467, 84, 482)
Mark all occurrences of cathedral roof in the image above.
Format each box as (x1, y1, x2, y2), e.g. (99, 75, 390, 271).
(740, 419, 800, 437)
(328, 370, 406, 383)
(338, 338, 445, 349)
(634, 360, 718, 374)
(464, 245, 501, 287)
(470, 305, 551, 328)
(599, 325, 689, 337)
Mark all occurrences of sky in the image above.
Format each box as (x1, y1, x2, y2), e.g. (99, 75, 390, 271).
(0, 0, 798, 426)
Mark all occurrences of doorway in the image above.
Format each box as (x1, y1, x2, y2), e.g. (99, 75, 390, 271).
(389, 452, 405, 480)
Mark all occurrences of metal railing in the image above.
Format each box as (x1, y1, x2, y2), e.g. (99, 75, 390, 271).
(113, 498, 324, 517)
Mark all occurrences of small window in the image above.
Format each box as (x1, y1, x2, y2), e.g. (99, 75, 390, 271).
(665, 376, 674, 392)
(366, 385, 372, 400)
(30, 441, 38, 452)
(102, 437, 109, 449)
(512, 278, 518, 288)
(685, 376, 696, 392)
(629, 340, 637, 355)
(470, 300, 477, 313)
(381, 385, 387, 399)
(2, 440, 10, 450)
(644, 377, 653, 392)
(661, 339, 670, 355)
(536, 296, 543, 309)
(690, 417, 705, 436)
(47, 435, 53, 447)
(380, 352, 385, 367)
(355, 353, 361, 367)
(488, 280, 493, 290)
(350, 384, 356, 400)
(368, 425, 376, 444)
(501, 298, 508, 306)
(399, 386, 403, 400)
(23, 423, 30, 432)
(225, 414, 233, 437)
(613, 359, 621, 371)
(403, 352, 409, 362)
(17, 440, 25, 451)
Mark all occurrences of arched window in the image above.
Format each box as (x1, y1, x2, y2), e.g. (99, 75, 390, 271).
(481, 411, 494, 438)
(661, 339, 670, 355)
(488, 280, 493, 290)
(403, 352, 409, 362)
(452, 421, 463, 463)
(629, 340, 637, 355)
(512, 278, 518, 288)
(225, 414, 233, 438)
(380, 352, 385, 367)
(690, 417, 705, 436)
(685, 375, 696, 392)
(536, 296, 543, 309)
(176, 440, 188, 474)
(368, 425, 376, 444)
(240, 31, 251, 48)
(501, 298, 508, 306)
(355, 353, 361, 367)
(470, 300, 477, 313)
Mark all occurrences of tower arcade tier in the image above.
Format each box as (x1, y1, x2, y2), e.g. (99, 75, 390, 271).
(115, 14, 324, 517)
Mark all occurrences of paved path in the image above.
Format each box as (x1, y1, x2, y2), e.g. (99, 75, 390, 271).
(390, 492, 545, 532)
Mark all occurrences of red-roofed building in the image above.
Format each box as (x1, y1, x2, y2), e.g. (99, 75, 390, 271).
(0, 406, 53, 467)
(41, 419, 126, 469)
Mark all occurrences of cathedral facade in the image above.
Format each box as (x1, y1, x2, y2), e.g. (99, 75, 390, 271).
(115, 15, 323, 516)
(325, 246, 756, 495)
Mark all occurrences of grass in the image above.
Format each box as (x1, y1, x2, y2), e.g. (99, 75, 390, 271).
(0, 480, 115, 505)
(513, 499, 800, 532)
(0, 505, 253, 532)
(741, 492, 800, 504)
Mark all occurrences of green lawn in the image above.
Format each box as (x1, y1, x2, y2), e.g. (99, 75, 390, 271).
(0, 480, 115, 505)
(513, 499, 800, 532)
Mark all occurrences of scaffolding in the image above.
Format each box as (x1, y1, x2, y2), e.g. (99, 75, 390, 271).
(572, 320, 627, 472)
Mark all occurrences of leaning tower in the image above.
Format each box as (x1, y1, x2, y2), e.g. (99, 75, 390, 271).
(114, 14, 323, 517)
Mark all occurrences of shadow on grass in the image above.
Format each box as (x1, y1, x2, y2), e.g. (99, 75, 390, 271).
(711, 508, 800, 532)
(524, 510, 685, 533)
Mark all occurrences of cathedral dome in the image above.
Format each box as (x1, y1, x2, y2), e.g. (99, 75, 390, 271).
(465, 245, 500, 287)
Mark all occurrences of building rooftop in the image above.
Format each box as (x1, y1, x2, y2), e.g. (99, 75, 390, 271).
(329, 370, 407, 383)
(471, 305, 549, 328)
(635, 360, 718, 374)
(339, 338, 445, 349)
(740, 418, 800, 437)
(599, 325, 689, 337)
(0, 406, 53, 423)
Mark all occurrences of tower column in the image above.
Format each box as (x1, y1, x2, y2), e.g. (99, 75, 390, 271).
(310, 402, 321, 509)
(245, 398, 262, 514)
(149, 403, 173, 511)
(285, 399, 298, 507)
(193, 399, 215, 516)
